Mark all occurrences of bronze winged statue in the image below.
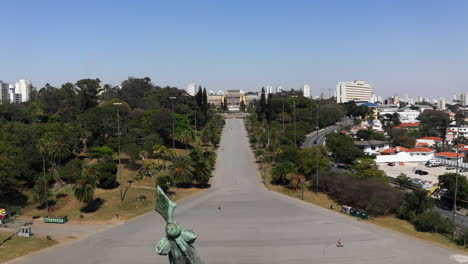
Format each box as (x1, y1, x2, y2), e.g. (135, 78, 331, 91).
(154, 186, 205, 264)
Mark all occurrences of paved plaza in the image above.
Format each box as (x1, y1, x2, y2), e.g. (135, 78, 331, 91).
(8, 119, 466, 264)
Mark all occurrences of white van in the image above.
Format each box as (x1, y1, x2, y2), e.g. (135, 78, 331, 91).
(426, 159, 441, 167)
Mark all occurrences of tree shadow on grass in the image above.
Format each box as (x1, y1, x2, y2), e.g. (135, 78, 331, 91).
(80, 198, 105, 213)
(36, 200, 57, 210)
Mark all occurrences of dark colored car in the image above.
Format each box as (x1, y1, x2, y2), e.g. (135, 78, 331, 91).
(415, 170, 428, 175)
(387, 162, 396, 166)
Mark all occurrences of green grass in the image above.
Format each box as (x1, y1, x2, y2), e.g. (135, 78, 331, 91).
(260, 162, 468, 253)
(0, 233, 57, 263)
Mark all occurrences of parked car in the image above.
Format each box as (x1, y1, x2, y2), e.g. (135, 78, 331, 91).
(415, 170, 428, 175)
(460, 168, 468, 172)
(425, 159, 441, 167)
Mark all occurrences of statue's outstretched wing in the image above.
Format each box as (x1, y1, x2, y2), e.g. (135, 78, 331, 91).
(155, 186, 176, 224)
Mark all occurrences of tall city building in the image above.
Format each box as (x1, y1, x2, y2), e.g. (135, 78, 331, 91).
(186, 83, 197, 96)
(265, 85, 273, 94)
(303, 84, 311, 98)
(15, 79, 32, 103)
(460, 93, 467, 106)
(0, 81, 9, 104)
(275, 85, 282, 94)
(437, 97, 446, 110)
(335, 80, 372, 103)
(8, 84, 22, 104)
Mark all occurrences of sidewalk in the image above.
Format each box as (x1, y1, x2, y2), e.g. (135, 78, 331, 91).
(0, 219, 119, 241)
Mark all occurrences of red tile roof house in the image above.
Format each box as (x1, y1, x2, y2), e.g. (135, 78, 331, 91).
(415, 137, 443, 147)
(434, 152, 466, 163)
(376, 147, 435, 164)
(393, 122, 420, 129)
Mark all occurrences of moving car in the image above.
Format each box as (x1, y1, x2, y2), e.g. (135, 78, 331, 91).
(387, 162, 396, 166)
(446, 166, 456, 170)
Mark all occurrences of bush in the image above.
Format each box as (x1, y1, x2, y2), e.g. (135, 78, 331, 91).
(412, 211, 454, 234)
(271, 161, 297, 185)
(456, 229, 468, 247)
(320, 170, 403, 215)
(60, 158, 83, 183)
(89, 146, 114, 159)
(95, 156, 118, 189)
(157, 174, 173, 193)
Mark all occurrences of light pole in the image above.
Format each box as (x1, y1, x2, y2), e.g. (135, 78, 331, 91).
(315, 99, 319, 193)
(452, 124, 460, 238)
(292, 95, 297, 146)
(282, 92, 285, 134)
(113, 102, 123, 201)
(170, 97, 176, 149)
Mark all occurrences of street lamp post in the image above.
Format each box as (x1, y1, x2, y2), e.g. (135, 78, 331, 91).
(452, 125, 460, 238)
(282, 93, 285, 134)
(113, 102, 123, 201)
(292, 95, 297, 146)
(315, 99, 319, 193)
(170, 97, 176, 149)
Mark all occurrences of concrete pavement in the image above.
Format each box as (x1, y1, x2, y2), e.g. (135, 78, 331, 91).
(8, 119, 466, 264)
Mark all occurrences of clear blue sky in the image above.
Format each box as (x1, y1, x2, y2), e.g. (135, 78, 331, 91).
(1, 0, 467, 98)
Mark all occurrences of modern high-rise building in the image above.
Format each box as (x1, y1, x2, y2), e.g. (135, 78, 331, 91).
(303, 84, 311, 98)
(335, 80, 372, 103)
(275, 85, 282, 94)
(15, 79, 32, 103)
(460, 93, 467, 106)
(265, 85, 273, 94)
(186, 83, 197, 96)
(0, 81, 9, 104)
(437, 97, 446, 110)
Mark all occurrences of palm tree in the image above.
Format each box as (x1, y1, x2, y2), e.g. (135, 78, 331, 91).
(192, 159, 211, 186)
(49, 135, 72, 166)
(153, 145, 171, 169)
(169, 155, 194, 187)
(73, 166, 97, 204)
(177, 129, 194, 150)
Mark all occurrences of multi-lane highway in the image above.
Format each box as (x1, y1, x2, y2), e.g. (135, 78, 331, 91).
(9, 119, 465, 264)
(302, 118, 353, 148)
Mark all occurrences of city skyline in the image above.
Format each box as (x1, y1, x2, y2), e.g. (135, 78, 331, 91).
(1, 1, 467, 98)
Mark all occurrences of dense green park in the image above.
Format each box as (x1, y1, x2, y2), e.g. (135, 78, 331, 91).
(0, 77, 223, 221)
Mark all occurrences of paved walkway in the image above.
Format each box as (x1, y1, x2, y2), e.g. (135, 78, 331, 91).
(8, 119, 466, 264)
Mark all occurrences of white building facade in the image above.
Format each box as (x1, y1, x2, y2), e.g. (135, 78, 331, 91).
(15, 80, 31, 103)
(186, 83, 197, 96)
(303, 84, 311, 98)
(398, 109, 421, 123)
(335, 80, 372, 103)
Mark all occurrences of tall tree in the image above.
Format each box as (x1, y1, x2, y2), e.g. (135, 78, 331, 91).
(76, 78, 101, 111)
(196, 86, 203, 108)
(258, 87, 266, 120)
(202, 88, 208, 114)
(33, 175, 51, 212)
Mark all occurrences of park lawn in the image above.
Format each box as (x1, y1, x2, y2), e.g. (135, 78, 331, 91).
(260, 163, 468, 253)
(0, 233, 57, 263)
(20, 185, 205, 222)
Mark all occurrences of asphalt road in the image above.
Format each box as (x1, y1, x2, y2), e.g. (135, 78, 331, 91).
(302, 118, 353, 148)
(9, 119, 466, 264)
